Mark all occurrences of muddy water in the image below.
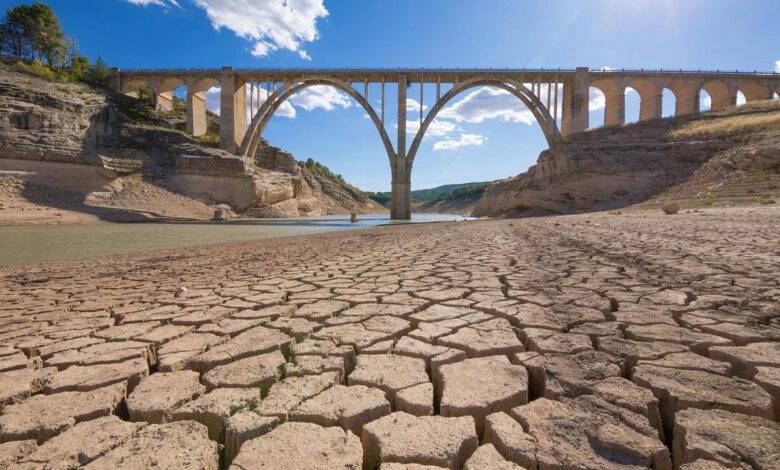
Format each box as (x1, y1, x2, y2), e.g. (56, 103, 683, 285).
(0, 213, 470, 266)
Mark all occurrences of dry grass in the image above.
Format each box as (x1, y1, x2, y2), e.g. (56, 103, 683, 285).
(671, 111, 780, 138)
(670, 100, 780, 138)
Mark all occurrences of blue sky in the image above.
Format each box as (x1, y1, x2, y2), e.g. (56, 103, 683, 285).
(3, 0, 780, 191)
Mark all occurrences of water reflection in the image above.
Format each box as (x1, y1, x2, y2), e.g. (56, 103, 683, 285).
(0, 213, 472, 266)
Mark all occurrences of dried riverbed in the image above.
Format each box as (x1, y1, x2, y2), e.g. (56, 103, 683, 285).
(0, 208, 778, 469)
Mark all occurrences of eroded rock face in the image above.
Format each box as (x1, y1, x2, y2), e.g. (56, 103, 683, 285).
(230, 422, 363, 470)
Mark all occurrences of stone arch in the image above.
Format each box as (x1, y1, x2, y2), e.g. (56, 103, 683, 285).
(628, 79, 661, 121)
(186, 77, 220, 136)
(591, 78, 626, 127)
(661, 87, 677, 118)
(668, 80, 699, 116)
(738, 80, 772, 102)
(239, 77, 395, 164)
(121, 77, 151, 95)
(154, 77, 186, 112)
(407, 78, 562, 167)
(701, 81, 734, 111)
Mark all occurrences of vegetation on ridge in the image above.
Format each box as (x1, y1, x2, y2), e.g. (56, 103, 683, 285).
(1, 2, 111, 84)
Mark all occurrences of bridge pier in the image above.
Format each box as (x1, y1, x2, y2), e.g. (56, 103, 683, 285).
(219, 67, 247, 153)
(391, 74, 412, 220)
(561, 67, 589, 138)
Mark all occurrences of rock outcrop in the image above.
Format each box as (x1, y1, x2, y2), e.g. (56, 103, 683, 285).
(473, 101, 780, 217)
(0, 59, 381, 224)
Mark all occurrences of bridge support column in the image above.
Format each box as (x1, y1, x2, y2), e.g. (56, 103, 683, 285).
(639, 91, 663, 122)
(154, 91, 174, 112)
(604, 88, 625, 127)
(391, 74, 411, 220)
(219, 67, 247, 154)
(186, 90, 208, 136)
(561, 67, 589, 139)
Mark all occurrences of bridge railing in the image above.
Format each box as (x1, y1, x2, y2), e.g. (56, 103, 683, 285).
(117, 67, 779, 77)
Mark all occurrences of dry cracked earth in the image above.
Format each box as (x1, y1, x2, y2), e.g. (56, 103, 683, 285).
(0, 209, 779, 469)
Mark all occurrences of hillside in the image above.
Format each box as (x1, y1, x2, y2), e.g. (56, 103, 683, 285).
(474, 100, 780, 217)
(412, 182, 490, 215)
(0, 59, 382, 225)
(368, 181, 489, 211)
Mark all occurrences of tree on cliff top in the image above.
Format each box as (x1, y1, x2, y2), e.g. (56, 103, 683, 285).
(1, 2, 67, 66)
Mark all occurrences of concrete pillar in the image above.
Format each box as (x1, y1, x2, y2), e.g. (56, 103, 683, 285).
(604, 88, 625, 127)
(639, 91, 663, 121)
(561, 67, 589, 139)
(675, 88, 699, 116)
(391, 74, 411, 220)
(186, 90, 208, 136)
(219, 67, 247, 154)
(154, 91, 174, 112)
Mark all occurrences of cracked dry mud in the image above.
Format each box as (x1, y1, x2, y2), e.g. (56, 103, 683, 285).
(0, 208, 779, 469)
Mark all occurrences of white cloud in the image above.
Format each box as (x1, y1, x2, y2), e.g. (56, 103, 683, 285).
(588, 87, 606, 111)
(191, 0, 328, 59)
(438, 87, 536, 125)
(288, 86, 353, 111)
(406, 98, 428, 113)
(700, 93, 712, 109)
(125, 0, 179, 6)
(736, 91, 746, 106)
(775, 60, 780, 73)
(433, 133, 484, 151)
(405, 118, 460, 137)
(599, 66, 614, 71)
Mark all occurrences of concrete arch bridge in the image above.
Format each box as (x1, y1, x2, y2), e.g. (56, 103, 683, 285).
(111, 67, 780, 219)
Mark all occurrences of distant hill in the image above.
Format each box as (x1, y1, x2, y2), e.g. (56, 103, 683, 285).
(368, 181, 490, 206)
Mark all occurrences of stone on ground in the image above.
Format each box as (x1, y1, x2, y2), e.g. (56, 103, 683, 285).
(0, 440, 38, 468)
(255, 372, 340, 421)
(673, 408, 780, 470)
(361, 412, 478, 470)
(509, 396, 671, 470)
(437, 318, 524, 358)
(463, 444, 523, 470)
(514, 350, 622, 399)
(170, 388, 262, 440)
(438, 355, 528, 436)
(289, 384, 391, 435)
(186, 326, 291, 372)
(395, 382, 433, 416)
(0, 383, 126, 444)
(632, 365, 774, 428)
(224, 411, 279, 467)
(84, 420, 218, 470)
(127, 370, 205, 424)
(16, 416, 144, 469)
(229, 422, 362, 470)
(348, 354, 429, 402)
(201, 350, 285, 392)
(42, 358, 148, 394)
(482, 412, 537, 469)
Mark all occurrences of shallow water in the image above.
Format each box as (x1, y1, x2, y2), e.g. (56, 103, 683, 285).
(0, 213, 470, 266)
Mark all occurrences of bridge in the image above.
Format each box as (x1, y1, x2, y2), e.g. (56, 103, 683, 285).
(110, 67, 780, 219)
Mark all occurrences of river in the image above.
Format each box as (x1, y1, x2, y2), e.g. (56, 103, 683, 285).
(0, 213, 471, 267)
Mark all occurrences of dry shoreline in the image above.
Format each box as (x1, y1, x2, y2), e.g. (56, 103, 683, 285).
(0, 208, 778, 468)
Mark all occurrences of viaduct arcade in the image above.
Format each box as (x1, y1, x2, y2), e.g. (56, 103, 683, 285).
(110, 67, 780, 219)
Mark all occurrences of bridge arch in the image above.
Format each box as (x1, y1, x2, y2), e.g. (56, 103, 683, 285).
(738, 80, 772, 102)
(239, 77, 395, 165)
(628, 79, 661, 121)
(591, 78, 626, 127)
(701, 80, 733, 111)
(406, 78, 562, 167)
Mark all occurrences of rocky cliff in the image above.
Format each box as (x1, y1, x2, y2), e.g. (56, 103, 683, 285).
(473, 101, 780, 217)
(0, 59, 381, 224)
